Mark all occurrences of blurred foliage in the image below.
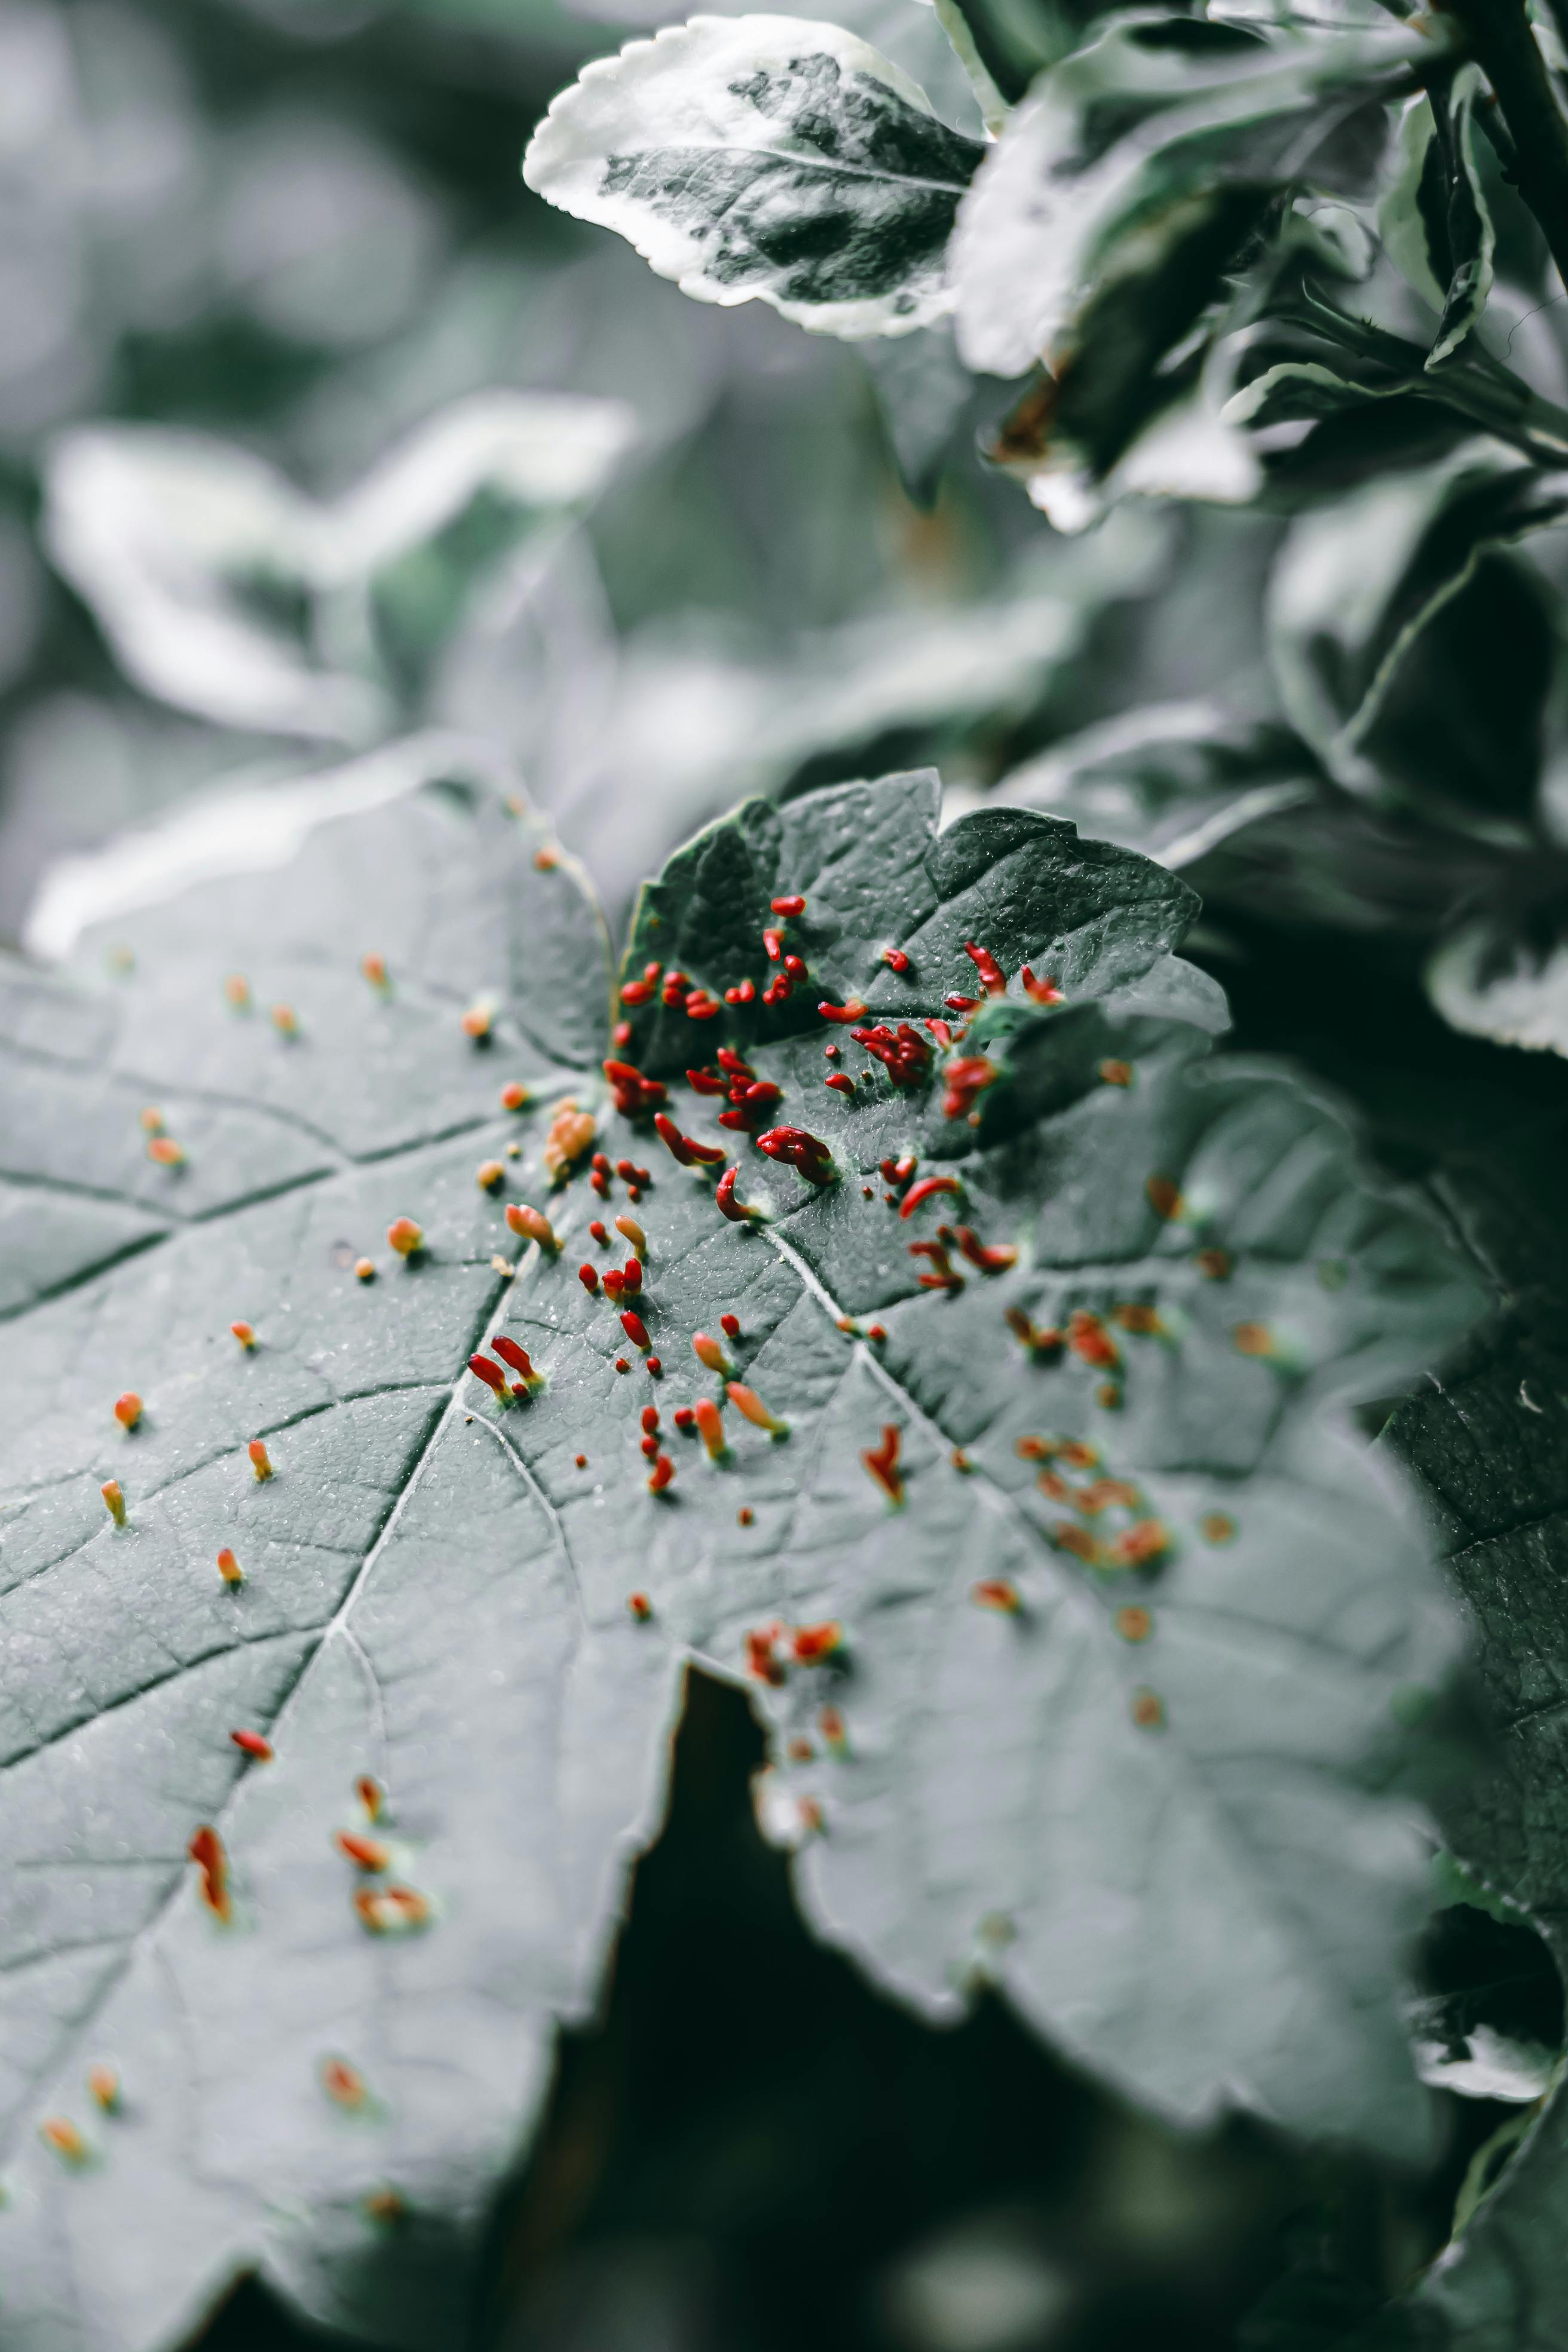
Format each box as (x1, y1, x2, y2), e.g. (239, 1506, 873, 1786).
(0, 0, 1094, 936)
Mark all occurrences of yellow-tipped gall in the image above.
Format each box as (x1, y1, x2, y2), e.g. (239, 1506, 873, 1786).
(39, 2118, 89, 2166)
(87, 2066, 120, 2114)
(725, 1382, 787, 1435)
(543, 1099, 595, 1179)
(504, 1203, 557, 1250)
(972, 1579, 1021, 1613)
(693, 1396, 725, 1459)
(320, 2056, 368, 2108)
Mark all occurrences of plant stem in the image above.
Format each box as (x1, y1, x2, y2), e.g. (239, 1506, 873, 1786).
(1439, 0, 1568, 292)
(1288, 286, 1568, 463)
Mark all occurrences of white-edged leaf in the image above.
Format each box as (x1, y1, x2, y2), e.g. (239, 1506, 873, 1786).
(569, 0, 991, 134)
(1266, 440, 1568, 798)
(989, 357, 1263, 532)
(1411, 2017, 1558, 2105)
(1221, 351, 1420, 432)
(1426, 923, 1568, 1061)
(43, 393, 636, 742)
(952, 8, 1440, 382)
(327, 393, 638, 579)
(20, 731, 526, 965)
(45, 431, 379, 745)
(1209, 0, 1394, 23)
(1380, 91, 1454, 316)
(993, 700, 1322, 867)
(1379, 66, 1495, 370)
(929, 0, 1011, 133)
(557, 581, 1101, 910)
(522, 14, 986, 339)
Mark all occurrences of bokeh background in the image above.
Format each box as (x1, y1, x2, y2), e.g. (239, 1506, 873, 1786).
(0, 0, 1286, 956)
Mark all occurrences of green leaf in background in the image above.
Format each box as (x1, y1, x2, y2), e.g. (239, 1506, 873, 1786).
(985, 697, 1530, 949)
(859, 319, 983, 505)
(42, 395, 637, 746)
(1379, 65, 1496, 371)
(1265, 440, 1568, 810)
(1221, 347, 1430, 439)
(1427, 904, 1568, 1064)
(0, 763, 1481, 2348)
(523, 524, 1169, 917)
(522, 14, 986, 338)
(973, 433, 1568, 970)
(1212, 0, 1397, 21)
(1219, 282, 1568, 491)
(950, 7, 1442, 510)
(983, 342, 1266, 532)
(991, 700, 1324, 871)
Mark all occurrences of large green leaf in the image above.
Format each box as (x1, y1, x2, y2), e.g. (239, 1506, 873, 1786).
(521, 15, 987, 339)
(0, 764, 1480, 2349)
(42, 396, 636, 746)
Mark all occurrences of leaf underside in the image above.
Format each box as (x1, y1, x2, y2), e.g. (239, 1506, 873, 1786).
(0, 767, 1478, 2351)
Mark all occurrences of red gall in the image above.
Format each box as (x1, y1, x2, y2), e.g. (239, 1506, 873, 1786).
(862, 1425, 903, 1506)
